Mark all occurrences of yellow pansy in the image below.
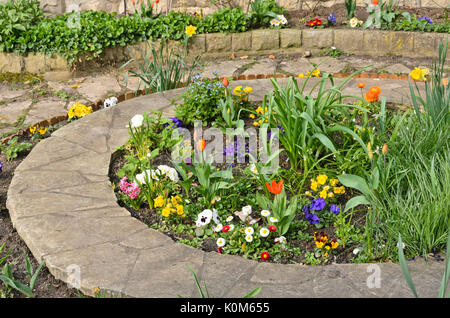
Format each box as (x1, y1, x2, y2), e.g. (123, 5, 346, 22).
(320, 189, 328, 199)
(311, 69, 321, 77)
(162, 207, 171, 217)
(310, 181, 319, 191)
(298, 73, 304, 78)
(328, 192, 334, 198)
(243, 86, 253, 94)
(315, 241, 324, 248)
(329, 179, 339, 187)
(316, 174, 328, 185)
(176, 204, 184, 215)
(334, 186, 346, 194)
(249, 114, 255, 119)
(154, 196, 165, 208)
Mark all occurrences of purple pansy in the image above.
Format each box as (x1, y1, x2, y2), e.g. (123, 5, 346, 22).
(310, 197, 326, 211)
(330, 204, 340, 215)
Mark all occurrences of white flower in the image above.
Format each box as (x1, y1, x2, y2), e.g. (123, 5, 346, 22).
(135, 170, 151, 184)
(271, 19, 280, 27)
(152, 165, 179, 182)
(214, 224, 223, 232)
(353, 248, 361, 255)
(242, 205, 252, 216)
(349, 17, 362, 28)
(226, 216, 234, 222)
(216, 238, 226, 247)
(213, 196, 221, 202)
(185, 199, 190, 204)
(260, 228, 270, 237)
(278, 15, 288, 25)
(212, 208, 220, 225)
(331, 46, 336, 50)
(261, 210, 271, 217)
(130, 114, 144, 128)
(245, 235, 253, 243)
(196, 209, 213, 227)
(245, 227, 254, 235)
(104, 96, 118, 108)
(228, 224, 235, 232)
(249, 164, 258, 174)
(278, 236, 287, 244)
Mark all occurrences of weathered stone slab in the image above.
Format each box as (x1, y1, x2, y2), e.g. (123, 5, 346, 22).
(252, 29, 280, 51)
(206, 33, 232, 53)
(77, 75, 122, 102)
(232, 32, 252, 51)
(303, 29, 332, 49)
(280, 29, 301, 49)
(334, 29, 365, 53)
(0, 100, 32, 124)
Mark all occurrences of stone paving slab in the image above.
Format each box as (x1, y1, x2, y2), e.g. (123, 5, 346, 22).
(6, 78, 444, 298)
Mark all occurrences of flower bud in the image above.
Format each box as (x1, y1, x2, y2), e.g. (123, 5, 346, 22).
(382, 143, 388, 155)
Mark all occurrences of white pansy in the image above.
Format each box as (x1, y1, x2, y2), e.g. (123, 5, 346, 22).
(216, 238, 226, 247)
(214, 224, 223, 232)
(130, 114, 144, 128)
(245, 227, 254, 235)
(196, 209, 213, 227)
(349, 17, 362, 28)
(260, 228, 270, 237)
(104, 96, 118, 108)
(261, 210, 271, 217)
(135, 170, 151, 184)
(245, 235, 253, 243)
(242, 205, 252, 216)
(151, 165, 179, 182)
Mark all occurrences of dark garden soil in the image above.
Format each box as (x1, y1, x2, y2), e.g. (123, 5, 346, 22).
(287, 3, 447, 27)
(0, 152, 79, 298)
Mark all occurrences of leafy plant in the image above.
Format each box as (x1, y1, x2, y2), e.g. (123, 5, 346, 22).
(344, 0, 357, 19)
(175, 76, 226, 126)
(122, 38, 201, 95)
(0, 253, 44, 298)
(398, 231, 450, 298)
(0, 137, 32, 161)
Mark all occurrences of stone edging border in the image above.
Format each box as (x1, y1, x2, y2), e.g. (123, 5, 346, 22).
(6, 79, 446, 298)
(1, 28, 449, 74)
(0, 70, 421, 145)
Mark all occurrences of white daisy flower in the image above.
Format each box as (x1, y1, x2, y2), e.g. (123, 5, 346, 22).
(216, 238, 226, 247)
(228, 224, 235, 232)
(261, 210, 271, 217)
(269, 217, 278, 223)
(250, 164, 258, 174)
(245, 235, 253, 243)
(278, 15, 288, 25)
(242, 205, 252, 216)
(214, 224, 223, 232)
(353, 248, 361, 255)
(226, 216, 234, 222)
(245, 227, 254, 235)
(260, 228, 270, 237)
(279, 236, 287, 244)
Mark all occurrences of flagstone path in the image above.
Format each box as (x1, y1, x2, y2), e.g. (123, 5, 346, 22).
(6, 77, 446, 298)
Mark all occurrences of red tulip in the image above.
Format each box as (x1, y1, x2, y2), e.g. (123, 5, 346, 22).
(266, 179, 283, 195)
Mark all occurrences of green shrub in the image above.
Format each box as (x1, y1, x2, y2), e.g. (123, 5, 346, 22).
(175, 76, 226, 126)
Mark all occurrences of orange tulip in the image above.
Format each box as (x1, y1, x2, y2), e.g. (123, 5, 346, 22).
(197, 139, 206, 151)
(357, 82, 366, 89)
(365, 91, 378, 103)
(382, 143, 388, 155)
(222, 77, 229, 87)
(372, 0, 379, 5)
(443, 78, 449, 86)
(155, 0, 160, 3)
(266, 179, 283, 195)
(369, 86, 381, 95)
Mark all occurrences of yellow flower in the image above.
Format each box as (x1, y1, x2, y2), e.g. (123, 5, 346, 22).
(176, 204, 184, 215)
(324, 252, 328, 257)
(409, 67, 429, 81)
(305, 191, 312, 196)
(328, 192, 334, 198)
(249, 114, 255, 119)
(334, 186, 346, 194)
(233, 86, 244, 96)
(253, 121, 260, 127)
(331, 241, 339, 249)
(255, 106, 263, 114)
(185, 25, 197, 37)
(154, 196, 165, 208)
(298, 73, 304, 78)
(162, 206, 171, 218)
(330, 179, 339, 187)
(29, 126, 38, 134)
(39, 127, 48, 135)
(323, 185, 330, 192)
(315, 241, 324, 248)
(325, 245, 331, 251)
(243, 86, 253, 94)
(310, 181, 319, 191)
(311, 69, 321, 77)
(316, 174, 328, 185)
(94, 287, 100, 294)
(320, 189, 328, 199)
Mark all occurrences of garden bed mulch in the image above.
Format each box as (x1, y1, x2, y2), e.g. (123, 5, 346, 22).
(0, 146, 79, 298)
